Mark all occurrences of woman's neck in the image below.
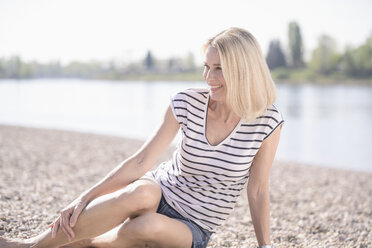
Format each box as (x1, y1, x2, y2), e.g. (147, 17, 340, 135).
(208, 99, 240, 123)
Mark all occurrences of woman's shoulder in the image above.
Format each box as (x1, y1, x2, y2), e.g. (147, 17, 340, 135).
(266, 104, 283, 116)
(173, 88, 209, 103)
(243, 104, 284, 127)
(260, 104, 285, 129)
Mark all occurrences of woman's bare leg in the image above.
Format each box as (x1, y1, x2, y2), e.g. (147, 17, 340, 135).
(61, 212, 193, 248)
(2, 178, 161, 248)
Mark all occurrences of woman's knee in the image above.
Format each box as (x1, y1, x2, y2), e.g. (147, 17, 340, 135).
(119, 213, 166, 242)
(118, 213, 193, 248)
(114, 179, 161, 214)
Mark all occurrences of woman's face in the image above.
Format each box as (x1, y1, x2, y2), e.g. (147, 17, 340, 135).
(203, 46, 227, 103)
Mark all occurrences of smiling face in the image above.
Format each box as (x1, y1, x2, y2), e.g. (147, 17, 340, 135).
(203, 46, 227, 103)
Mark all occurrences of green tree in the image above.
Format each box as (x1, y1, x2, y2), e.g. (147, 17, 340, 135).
(342, 47, 357, 76)
(184, 52, 196, 72)
(352, 35, 372, 77)
(266, 40, 286, 69)
(309, 35, 340, 75)
(0, 58, 5, 78)
(288, 21, 304, 68)
(6, 56, 22, 78)
(144, 50, 154, 71)
(167, 57, 175, 71)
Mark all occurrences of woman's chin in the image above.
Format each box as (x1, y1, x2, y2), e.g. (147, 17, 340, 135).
(209, 91, 225, 102)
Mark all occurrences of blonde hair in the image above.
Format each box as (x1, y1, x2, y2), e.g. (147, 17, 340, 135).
(203, 27, 277, 122)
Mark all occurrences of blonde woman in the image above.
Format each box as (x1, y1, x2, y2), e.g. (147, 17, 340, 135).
(1, 27, 284, 248)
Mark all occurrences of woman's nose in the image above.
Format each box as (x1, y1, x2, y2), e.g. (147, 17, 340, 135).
(205, 69, 215, 81)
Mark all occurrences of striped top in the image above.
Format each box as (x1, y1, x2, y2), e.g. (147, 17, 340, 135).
(147, 88, 284, 232)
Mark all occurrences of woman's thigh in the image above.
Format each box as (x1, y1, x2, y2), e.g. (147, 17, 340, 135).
(118, 212, 193, 248)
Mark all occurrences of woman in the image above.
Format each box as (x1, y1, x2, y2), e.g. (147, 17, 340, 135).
(2, 27, 284, 248)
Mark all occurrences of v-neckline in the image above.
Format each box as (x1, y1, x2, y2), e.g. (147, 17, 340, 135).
(203, 93, 243, 148)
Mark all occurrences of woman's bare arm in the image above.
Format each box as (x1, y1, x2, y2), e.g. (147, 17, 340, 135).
(52, 105, 180, 239)
(247, 124, 283, 246)
(82, 105, 180, 202)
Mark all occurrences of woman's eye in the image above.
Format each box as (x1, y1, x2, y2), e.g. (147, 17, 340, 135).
(216, 67, 222, 70)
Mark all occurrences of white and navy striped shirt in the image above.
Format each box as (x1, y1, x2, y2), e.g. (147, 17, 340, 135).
(148, 88, 284, 232)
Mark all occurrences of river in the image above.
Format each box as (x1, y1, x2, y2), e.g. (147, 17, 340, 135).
(0, 79, 371, 172)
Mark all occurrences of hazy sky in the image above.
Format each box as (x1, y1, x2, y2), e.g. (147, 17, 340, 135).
(0, 0, 371, 64)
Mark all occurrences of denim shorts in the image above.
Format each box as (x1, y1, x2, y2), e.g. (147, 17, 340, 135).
(156, 194, 211, 248)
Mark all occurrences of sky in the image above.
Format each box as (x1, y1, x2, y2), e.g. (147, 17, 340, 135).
(0, 0, 371, 65)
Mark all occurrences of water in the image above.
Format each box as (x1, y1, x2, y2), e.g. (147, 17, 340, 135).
(0, 79, 371, 173)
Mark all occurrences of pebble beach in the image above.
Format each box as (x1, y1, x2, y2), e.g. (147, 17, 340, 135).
(0, 125, 371, 247)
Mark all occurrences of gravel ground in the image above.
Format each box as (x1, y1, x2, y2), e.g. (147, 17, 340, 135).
(0, 125, 371, 248)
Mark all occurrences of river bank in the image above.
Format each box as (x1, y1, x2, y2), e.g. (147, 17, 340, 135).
(0, 125, 371, 247)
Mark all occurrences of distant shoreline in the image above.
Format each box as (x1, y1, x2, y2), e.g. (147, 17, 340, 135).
(1, 75, 372, 85)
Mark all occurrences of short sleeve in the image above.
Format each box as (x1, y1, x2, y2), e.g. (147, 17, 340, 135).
(263, 105, 285, 140)
(170, 92, 187, 131)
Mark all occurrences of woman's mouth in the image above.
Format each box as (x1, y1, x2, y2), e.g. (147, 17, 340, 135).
(209, 85, 222, 93)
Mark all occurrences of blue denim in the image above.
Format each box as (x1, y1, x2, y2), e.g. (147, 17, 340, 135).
(156, 194, 212, 248)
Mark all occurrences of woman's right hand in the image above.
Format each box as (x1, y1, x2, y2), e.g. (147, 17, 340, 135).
(50, 196, 89, 240)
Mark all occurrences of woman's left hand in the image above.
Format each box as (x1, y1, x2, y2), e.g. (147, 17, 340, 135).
(49, 196, 89, 240)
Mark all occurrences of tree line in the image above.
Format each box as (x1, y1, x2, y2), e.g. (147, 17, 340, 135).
(266, 22, 372, 81)
(0, 22, 371, 82)
(0, 51, 198, 80)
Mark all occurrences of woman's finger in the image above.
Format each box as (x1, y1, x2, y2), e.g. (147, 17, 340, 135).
(59, 213, 71, 241)
(63, 212, 75, 239)
(51, 218, 60, 239)
(70, 202, 85, 227)
(49, 217, 58, 228)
